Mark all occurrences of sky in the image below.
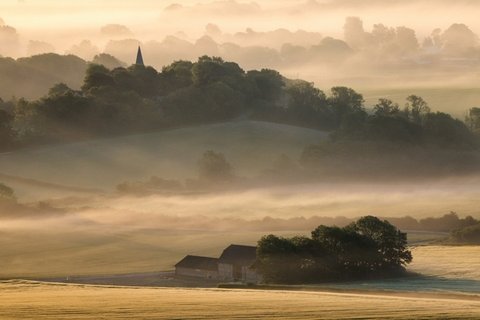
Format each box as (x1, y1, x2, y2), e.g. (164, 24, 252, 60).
(3, 0, 480, 45)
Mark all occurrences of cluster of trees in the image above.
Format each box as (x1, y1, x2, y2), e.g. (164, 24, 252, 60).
(0, 182, 14, 200)
(299, 94, 480, 177)
(329, 95, 478, 149)
(116, 150, 235, 195)
(2, 55, 479, 156)
(451, 223, 480, 244)
(406, 212, 479, 232)
(256, 216, 412, 284)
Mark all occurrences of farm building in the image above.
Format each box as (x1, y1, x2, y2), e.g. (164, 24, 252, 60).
(174, 244, 262, 283)
(218, 245, 261, 283)
(174, 255, 219, 280)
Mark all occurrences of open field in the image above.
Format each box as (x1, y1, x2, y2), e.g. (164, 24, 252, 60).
(1, 215, 479, 296)
(320, 246, 480, 295)
(0, 280, 479, 319)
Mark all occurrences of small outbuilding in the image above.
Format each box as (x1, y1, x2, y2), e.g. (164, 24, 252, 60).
(174, 255, 219, 280)
(218, 244, 261, 283)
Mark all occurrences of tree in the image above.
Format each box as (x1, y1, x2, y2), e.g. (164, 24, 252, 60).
(0, 109, 15, 150)
(451, 223, 480, 244)
(465, 107, 480, 132)
(256, 234, 299, 283)
(246, 69, 284, 101)
(0, 183, 15, 200)
(328, 87, 365, 127)
(422, 112, 475, 148)
(285, 81, 332, 128)
(365, 114, 421, 143)
(197, 150, 234, 183)
(37, 84, 91, 126)
(192, 56, 244, 87)
(373, 98, 400, 116)
(82, 64, 114, 92)
(159, 60, 194, 94)
(349, 216, 412, 269)
(405, 95, 430, 124)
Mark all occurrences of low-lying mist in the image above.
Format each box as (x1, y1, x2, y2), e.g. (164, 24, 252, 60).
(0, 178, 479, 277)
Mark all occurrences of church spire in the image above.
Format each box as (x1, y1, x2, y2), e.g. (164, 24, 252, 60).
(135, 46, 144, 66)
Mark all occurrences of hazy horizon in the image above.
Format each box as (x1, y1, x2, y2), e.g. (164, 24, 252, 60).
(0, 4, 480, 316)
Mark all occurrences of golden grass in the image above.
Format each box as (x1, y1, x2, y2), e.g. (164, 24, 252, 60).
(0, 280, 479, 319)
(410, 246, 480, 280)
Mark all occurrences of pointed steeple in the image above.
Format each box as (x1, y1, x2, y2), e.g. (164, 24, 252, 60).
(135, 46, 144, 66)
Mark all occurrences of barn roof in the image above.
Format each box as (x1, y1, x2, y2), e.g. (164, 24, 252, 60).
(219, 244, 257, 266)
(175, 255, 218, 271)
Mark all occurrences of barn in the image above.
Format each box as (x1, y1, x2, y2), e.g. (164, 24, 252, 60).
(174, 255, 219, 280)
(218, 244, 262, 283)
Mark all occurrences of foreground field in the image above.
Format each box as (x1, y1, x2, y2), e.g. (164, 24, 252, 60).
(0, 280, 479, 320)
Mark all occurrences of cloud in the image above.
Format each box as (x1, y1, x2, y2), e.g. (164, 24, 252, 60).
(27, 40, 55, 56)
(163, 0, 262, 16)
(66, 40, 99, 60)
(100, 24, 134, 39)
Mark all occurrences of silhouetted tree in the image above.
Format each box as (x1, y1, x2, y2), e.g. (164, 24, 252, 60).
(373, 98, 400, 116)
(405, 95, 430, 124)
(349, 216, 412, 269)
(197, 150, 234, 183)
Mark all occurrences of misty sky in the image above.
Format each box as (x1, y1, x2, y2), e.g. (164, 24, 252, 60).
(3, 0, 480, 49)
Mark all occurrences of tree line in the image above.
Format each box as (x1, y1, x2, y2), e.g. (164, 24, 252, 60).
(1, 55, 479, 152)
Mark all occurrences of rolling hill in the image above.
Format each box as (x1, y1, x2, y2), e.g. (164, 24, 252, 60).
(0, 120, 327, 199)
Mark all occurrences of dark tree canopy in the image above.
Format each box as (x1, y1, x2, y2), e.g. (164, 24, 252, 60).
(257, 216, 412, 284)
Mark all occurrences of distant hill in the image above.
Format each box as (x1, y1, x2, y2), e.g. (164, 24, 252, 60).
(0, 120, 327, 197)
(0, 54, 86, 99)
(0, 53, 125, 100)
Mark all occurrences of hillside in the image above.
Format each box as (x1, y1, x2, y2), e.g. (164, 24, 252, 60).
(0, 54, 86, 100)
(0, 120, 327, 197)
